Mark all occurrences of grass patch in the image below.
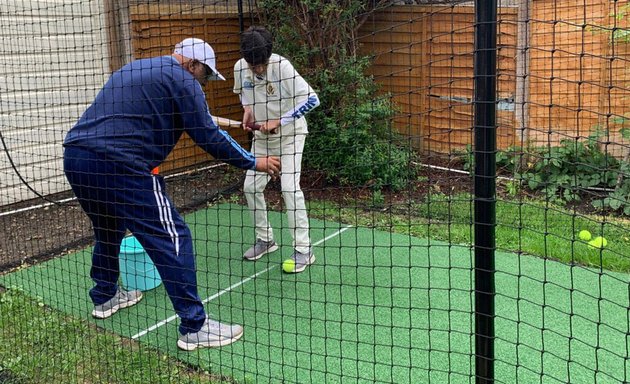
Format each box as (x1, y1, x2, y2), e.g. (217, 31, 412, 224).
(0, 288, 230, 384)
(308, 192, 630, 272)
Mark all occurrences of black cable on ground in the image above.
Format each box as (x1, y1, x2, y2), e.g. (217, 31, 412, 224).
(0, 128, 69, 206)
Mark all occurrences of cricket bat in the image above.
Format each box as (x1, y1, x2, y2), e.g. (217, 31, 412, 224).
(212, 116, 264, 131)
(212, 116, 242, 128)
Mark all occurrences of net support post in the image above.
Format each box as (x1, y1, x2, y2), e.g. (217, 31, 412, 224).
(473, 1, 497, 383)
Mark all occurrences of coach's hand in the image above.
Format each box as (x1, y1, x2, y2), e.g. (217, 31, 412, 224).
(255, 156, 281, 177)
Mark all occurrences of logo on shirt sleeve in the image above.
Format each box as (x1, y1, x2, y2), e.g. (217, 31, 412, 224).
(291, 95, 318, 119)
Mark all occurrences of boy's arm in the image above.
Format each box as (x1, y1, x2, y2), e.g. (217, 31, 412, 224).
(278, 59, 320, 126)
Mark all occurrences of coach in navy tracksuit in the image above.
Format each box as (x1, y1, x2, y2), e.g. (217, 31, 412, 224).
(63, 38, 280, 351)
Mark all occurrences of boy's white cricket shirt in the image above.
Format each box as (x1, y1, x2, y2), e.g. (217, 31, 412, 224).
(233, 53, 319, 134)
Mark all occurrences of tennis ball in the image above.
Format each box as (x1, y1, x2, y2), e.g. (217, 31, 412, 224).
(282, 259, 296, 273)
(578, 230, 592, 242)
(588, 236, 608, 249)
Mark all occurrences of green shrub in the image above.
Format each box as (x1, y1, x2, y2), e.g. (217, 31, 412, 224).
(303, 58, 416, 190)
(460, 130, 630, 215)
(518, 133, 619, 204)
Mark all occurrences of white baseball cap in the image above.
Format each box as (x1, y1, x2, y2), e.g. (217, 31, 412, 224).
(174, 38, 225, 81)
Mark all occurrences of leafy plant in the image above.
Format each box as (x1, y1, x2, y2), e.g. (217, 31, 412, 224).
(303, 58, 416, 190)
(592, 159, 630, 215)
(504, 179, 520, 197)
(371, 189, 385, 209)
(518, 131, 619, 204)
(457, 129, 630, 215)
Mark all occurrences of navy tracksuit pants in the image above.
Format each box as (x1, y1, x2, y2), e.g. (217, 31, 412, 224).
(63, 147, 206, 334)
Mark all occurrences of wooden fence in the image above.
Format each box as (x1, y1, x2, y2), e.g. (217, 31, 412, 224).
(128, 1, 630, 172)
(528, 0, 629, 156)
(361, 2, 629, 156)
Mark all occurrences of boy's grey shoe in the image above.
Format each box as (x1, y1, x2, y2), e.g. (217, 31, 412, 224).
(282, 248, 315, 273)
(177, 318, 244, 351)
(92, 289, 143, 319)
(243, 238, 278, 261)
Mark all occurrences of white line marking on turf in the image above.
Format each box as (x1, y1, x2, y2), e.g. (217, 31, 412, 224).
(315, 225, 351, 245)
(131, 224, 352, 340)
(131, 266, 273, 340)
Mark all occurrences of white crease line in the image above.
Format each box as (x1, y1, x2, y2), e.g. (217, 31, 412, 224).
(132, 266, 272, 339)
(314, 225, 351, 246)
(131, 224, 352, 340)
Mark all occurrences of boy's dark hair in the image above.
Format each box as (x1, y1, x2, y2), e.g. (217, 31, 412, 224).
(240, 26, 273, 66)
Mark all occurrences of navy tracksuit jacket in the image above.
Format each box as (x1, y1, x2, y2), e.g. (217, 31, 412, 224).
(63, 56, 255, 334)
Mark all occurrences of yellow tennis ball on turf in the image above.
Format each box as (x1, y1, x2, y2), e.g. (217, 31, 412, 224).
(588, 236, 608, 249)
(282, 259, 296, 273)
(578, 230, 592, 241)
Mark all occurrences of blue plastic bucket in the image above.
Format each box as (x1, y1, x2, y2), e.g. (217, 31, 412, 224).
(119, 235, 162, 291)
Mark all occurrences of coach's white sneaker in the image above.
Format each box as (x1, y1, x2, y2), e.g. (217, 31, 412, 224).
(92, 289, 143, 319)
